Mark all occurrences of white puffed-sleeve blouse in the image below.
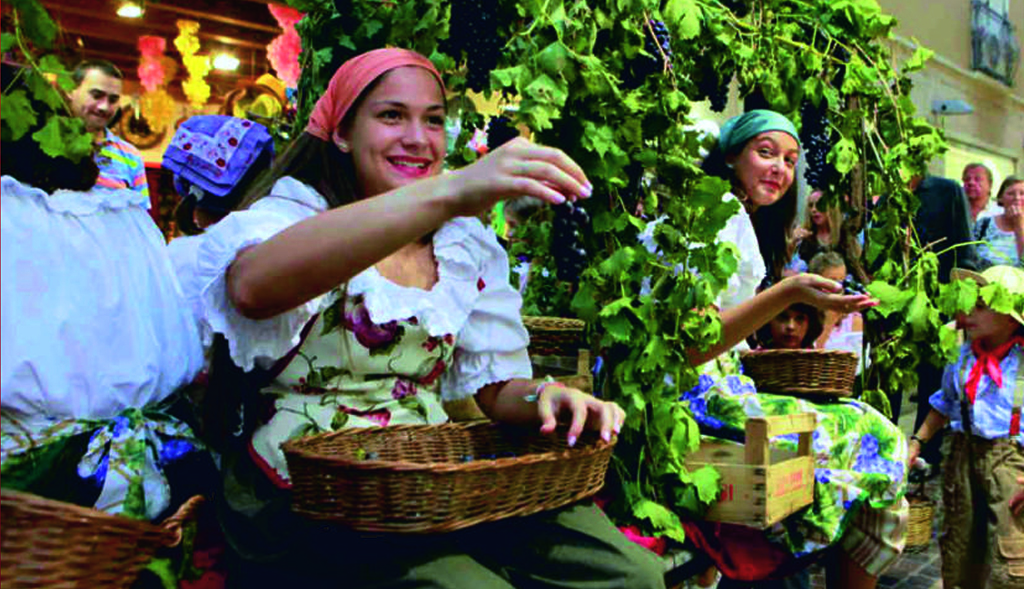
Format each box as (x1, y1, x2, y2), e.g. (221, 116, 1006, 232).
(1, 176, 205, 419)
(182, 177, 533, 399)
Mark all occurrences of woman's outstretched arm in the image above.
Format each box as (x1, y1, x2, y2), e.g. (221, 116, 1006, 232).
(688, 274, 876, 365)
(228, 139, 591, 319)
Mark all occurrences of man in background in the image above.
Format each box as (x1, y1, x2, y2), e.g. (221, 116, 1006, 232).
(67, 59, 149, 202)
(962, 162, 997, 225)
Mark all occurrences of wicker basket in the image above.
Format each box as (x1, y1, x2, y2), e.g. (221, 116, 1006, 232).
(905, 494, 935, 552)
(1, 490, 203, 589)
(739, 349, 857, 397)
(523, 316, 586, 357)
(282, 422, 615, 533)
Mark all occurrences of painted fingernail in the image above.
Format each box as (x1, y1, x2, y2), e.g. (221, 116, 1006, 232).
(614, 423, 622, 434)
(552, 193, 566, 205)
(568, 435, 577, 447)
(580, 183, 593, 198)
(602, 431, 611, 442)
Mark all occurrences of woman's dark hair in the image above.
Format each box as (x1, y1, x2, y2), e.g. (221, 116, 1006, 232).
(754, 302, 824, 349)
(174, 147, 275, 235)
(1, 64, 100, 193)
(996, 176, 1023, 207)
(701, 139, 799, 282)
(203, 73, 388, 450)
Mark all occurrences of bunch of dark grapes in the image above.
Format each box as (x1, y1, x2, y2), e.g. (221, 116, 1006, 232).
(647, 20, 674, 69)
(486, 115, 519, 152)
(842, 277, 867, 295)
(623, 19, 674, 88)
(799, 99, 838, 190)
(696, 63, 732, 112)
(441, 0, 502, 92)
(551, 204, 590, 284)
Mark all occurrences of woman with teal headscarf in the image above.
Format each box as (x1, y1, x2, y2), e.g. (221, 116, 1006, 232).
(675, 111, 908, 589)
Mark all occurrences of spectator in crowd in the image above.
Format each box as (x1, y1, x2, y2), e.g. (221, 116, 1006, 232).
(974, 176, 1024, 269)
(67, 59, 149, 201)
(962, 162, 998, 225)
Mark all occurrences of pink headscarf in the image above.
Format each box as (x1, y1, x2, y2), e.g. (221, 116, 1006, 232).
(305, 48, 445, 142)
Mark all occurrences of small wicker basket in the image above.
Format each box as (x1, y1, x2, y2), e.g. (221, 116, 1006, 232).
(905, 494, 935, 553)
(904, 470, 934, 553)
(523, 316, 586, 357)
(0, 490, 203, 589)
(739, 349, 857, 397)
(282, 422, 615, 533)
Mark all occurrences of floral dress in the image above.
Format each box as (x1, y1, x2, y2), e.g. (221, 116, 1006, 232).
(684, 354, 906, 559)
(185, 177, 533, 485)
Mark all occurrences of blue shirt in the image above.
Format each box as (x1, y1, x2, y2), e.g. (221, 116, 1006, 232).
(929, 342, 1024, 444)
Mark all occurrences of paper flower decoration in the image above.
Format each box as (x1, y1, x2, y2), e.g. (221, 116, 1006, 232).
(137, 36, 166, 93)
(266, 4, 303, 89)
(174, 20, 211, 109)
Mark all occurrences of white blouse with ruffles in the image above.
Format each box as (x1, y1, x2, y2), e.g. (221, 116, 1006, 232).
(183, 176, 533, 402)
(0, 176, 205, 420)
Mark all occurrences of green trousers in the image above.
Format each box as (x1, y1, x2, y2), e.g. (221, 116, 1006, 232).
(220, 448, 665, 589)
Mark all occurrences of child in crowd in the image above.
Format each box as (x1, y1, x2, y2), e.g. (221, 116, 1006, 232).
(909, 265, 1024, 589)
(163, 115, 274, 351)
(808, 252, 864, 354)
(754, 303, 823, 350)
(162, 115, 274, 236)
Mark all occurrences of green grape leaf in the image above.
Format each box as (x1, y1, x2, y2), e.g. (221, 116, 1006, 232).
(664, 0, 701, 40)
(632, 499, 686, 543)
(903, 41, 934, 73)
(1, 90, 38, 141)
(866, 281, 913, 317)
(31, 115, 93, 163)
(26, 70, 64, 112)
(828, 137, 858, 174)
(0, 32, 15, 54)
(9, 0, 57, 49)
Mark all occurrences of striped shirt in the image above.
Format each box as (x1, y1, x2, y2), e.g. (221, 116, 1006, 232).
(95, 129, 149, 206)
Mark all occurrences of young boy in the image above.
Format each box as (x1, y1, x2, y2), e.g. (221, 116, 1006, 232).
(909, 265, 1024, 589)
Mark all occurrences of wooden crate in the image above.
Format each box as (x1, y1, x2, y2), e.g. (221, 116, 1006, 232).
(684, 413, 815, 529)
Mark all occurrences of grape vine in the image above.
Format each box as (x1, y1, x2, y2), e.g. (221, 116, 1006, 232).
(290, 0, 950, 545)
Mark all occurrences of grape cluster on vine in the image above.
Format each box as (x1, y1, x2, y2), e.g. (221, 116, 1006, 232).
(485, 115, 519, 152)
(623, 19, 673, 88)
(440, 0, 503, 92)
(551, 204, 590, 284)
(696, 62, 732, 113)
(799, 99, 838, 190)
(842, 277, 867, 295)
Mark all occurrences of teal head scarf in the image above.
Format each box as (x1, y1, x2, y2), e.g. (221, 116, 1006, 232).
(718, 109, 800, 156)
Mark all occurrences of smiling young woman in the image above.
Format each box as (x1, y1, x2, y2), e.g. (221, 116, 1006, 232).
(178, 48, 665, 589)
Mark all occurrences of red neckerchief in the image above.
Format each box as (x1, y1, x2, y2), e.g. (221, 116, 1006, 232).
(965, 336, 1024, 404)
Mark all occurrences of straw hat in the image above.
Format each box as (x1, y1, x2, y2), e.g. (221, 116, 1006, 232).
(951, 265, 1024, 325)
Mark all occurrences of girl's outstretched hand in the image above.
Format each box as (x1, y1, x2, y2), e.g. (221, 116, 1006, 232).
(537, 384, 624, 447)
(445, 137, 592, 218)
(783, 273, 877, 314)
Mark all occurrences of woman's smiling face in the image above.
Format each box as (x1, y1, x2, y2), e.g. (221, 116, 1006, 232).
(729, 131, 800, 208)
(341, 66, 447, 198)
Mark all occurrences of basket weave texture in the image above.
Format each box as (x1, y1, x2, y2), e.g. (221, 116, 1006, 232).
(282, 422, 615, 533)
(739, 349, 857, 396)
(523, 316, 585, 357)
(1, 490, 203, 589)
(905, 494, 935, 552)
